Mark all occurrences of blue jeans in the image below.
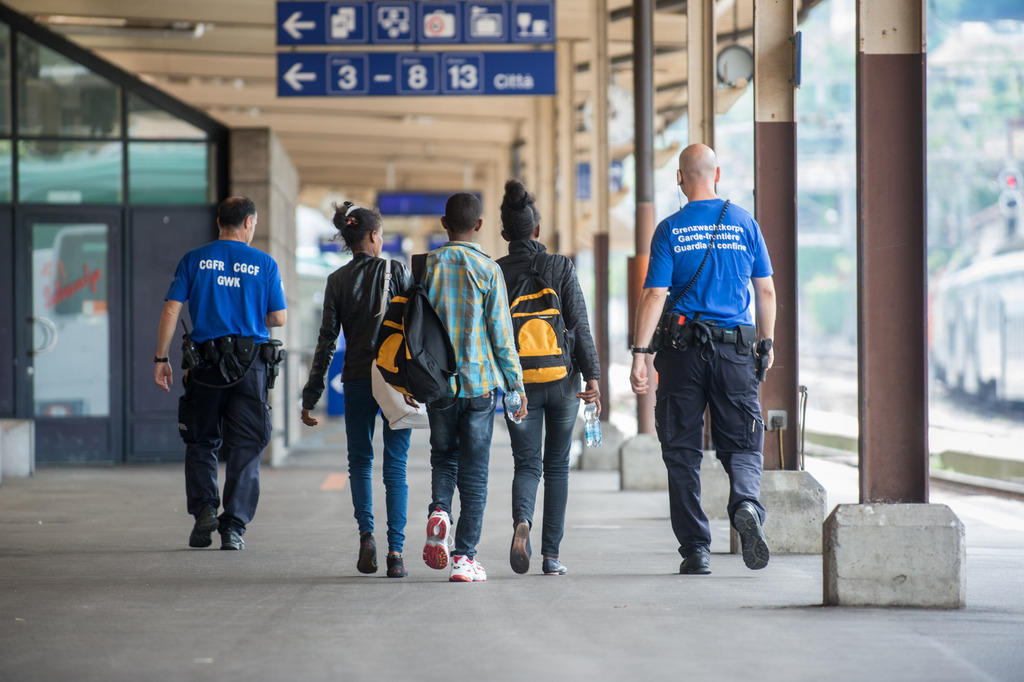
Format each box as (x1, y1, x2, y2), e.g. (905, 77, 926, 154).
(426, 390, 497, 559)
(343, 379, 411, 553)
(506, 383, 578, 558)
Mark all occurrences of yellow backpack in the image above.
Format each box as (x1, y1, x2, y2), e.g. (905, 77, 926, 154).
(508, 257, 572, 384)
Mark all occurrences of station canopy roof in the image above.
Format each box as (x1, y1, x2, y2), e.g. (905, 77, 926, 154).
(9, 0, 823, 194)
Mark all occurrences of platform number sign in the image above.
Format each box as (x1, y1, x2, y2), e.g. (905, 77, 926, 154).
(398, 54, 439, 94)
(442, 53, 483, 94)
(327, 54, 368, 94)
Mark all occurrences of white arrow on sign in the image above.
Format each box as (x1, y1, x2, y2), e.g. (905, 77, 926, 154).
(283, 11, 316, 40)
(283, 62, 317, 91)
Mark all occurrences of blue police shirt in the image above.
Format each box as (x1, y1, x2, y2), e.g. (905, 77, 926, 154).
(165, 239, 286, 343)
(644, 198, 773, 327)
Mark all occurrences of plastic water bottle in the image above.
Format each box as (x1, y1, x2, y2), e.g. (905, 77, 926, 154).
(504, 390, 523, 424)
(584, 402, 602, 447)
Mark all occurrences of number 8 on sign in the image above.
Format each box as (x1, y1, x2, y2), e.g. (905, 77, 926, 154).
(398, 54, 438, 94)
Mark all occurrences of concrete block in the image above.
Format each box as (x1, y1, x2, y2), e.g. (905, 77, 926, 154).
(580, 422, 623, 471)
(1, 419, 35, 480)
(699, 453, 731, 519)
(729, 470, 827, 555)
(619, 434, 665, 490)
(823, 503, 966, 609)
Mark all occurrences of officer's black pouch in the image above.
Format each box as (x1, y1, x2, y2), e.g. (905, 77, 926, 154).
(235, 337, 256, 364)
(736, 325, 756, 355)
(201, 339, 221, 367)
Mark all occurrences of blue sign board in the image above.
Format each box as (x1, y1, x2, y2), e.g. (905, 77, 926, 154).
(278, 50, 555, 96)
(277, 1, 554, 45)
(378, 192, 480, 216)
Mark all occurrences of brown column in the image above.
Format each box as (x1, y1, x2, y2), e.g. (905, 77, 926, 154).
(856, 0, 928, 502)
(687, 0, 716, 146)
(556, 40, 576, 255)
(630, 0, 656, 434)
(754, 0, 798, 470)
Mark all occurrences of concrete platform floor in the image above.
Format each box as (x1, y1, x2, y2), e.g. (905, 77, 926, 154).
(2, 418, 1023, 682)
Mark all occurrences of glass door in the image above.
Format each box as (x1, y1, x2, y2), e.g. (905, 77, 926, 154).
(21, 211, 122, 463)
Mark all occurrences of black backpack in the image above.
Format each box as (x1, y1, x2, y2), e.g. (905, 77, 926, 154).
(507, 255, 572, 385)
(375, 253, 461, 403)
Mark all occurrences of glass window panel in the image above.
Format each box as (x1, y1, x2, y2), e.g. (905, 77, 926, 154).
(31, 222, 110, 417)
(16, 33, 121, 138)
(128, 93, 207, 140)
(0, 24, 10, 135)
(0, 140, 11, 202)
(18, 141, 123, 204)
(128, 141, 209, 204)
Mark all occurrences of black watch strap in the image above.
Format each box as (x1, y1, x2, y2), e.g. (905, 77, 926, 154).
(631, 347, 653, 355)
(154, 356, 169, 363)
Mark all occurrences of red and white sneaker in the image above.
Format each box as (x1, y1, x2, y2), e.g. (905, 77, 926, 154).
(423, 507, 452, 570)
(449, 555, 487, 582)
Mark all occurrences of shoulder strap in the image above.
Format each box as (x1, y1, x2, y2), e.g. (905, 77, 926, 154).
(662, 199, 730, 314)
(378, 258, 391, 319)
(411, 253, 427, 284)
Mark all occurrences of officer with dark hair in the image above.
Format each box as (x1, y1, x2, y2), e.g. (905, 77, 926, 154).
(630, 144, 776, 575)
(154, 196, 287, 551)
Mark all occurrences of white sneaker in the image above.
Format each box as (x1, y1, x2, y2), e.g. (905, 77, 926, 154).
(423, 507, 452, 570)
(449, 554, 487, 582)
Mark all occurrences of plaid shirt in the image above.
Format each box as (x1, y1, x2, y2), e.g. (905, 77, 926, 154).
(423, 241, 524, 398)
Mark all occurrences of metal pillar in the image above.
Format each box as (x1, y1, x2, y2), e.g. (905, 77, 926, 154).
(629, 0, 656, 434)
(556, 39, 576, 255)
(754, 0, 798, 470)
(856, 0, 928, 502)
(687, 0, 716, 146)
(592, 0, 611, 420)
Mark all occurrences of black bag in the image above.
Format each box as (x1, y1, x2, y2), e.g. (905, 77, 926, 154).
(375, 252, 461, 404)
(649, 200, 730, 353)
(508, 255, 572, 385)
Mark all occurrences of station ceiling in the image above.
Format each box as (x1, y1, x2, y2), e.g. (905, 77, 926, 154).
(10, 0, 823, 197)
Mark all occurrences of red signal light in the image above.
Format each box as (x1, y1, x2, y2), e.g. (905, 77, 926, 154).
(1009, 175, 1018, 189)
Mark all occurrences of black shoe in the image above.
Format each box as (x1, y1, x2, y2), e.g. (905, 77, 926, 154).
(188, 506, 219, 548)
(734, 502, 770, 570)
(357, 531, 378, 574)
(386, 553, 407, 578)
(219, 528, 245, 551)
(542, 557, 568, 575)
(509, 521, 531, 574)
(679, 546, 711, 574)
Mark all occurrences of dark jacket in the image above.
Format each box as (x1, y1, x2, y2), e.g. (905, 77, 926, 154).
(496, 239, 600, 394)
(301, 252, 412, 410)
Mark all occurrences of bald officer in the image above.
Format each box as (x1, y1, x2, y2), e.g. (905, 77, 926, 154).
(630, 144, 776, 575)
(154, 196, 287, 551)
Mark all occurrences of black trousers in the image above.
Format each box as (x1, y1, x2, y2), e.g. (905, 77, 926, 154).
(654, 342, 766, 554)
(178, 362, 271, 534)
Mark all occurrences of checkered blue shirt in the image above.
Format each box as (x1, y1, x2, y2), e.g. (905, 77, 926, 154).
(423, 241, 524, 398)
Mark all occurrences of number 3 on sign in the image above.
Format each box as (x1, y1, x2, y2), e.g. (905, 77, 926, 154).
(337, 64, 358, 90)
(326, 55, 367, 95)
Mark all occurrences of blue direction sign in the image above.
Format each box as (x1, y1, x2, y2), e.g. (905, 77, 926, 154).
(277, 50, 555, 96)
(277, 0, 553, 45)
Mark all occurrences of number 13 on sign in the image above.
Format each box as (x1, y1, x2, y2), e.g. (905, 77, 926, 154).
(442, 54, 483, 94)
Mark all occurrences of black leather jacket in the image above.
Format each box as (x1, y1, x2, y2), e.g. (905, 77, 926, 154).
(301, 253, 412, 410)
(496, 239, 601, 393)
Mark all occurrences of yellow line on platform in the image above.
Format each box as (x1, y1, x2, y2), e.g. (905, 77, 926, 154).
(320, 473, 349, 491)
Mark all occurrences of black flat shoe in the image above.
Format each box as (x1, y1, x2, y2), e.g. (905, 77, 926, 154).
(386, 553, 407, 578)
(679, 547, 711, 574)
(509, 521, 531, 574)
(542, 557, 568, 575)
(188, 506, 219, 548)
(357, 532, 378, 574)
(220, 528, 245, 551)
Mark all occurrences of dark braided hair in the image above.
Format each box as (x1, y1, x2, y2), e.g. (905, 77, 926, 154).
(332, 201, 382, 252)
(500, 179, 539, 242)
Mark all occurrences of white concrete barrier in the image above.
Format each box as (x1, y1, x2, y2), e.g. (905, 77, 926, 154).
(730, 470, 827, 554)
(1, 419, 35, 482)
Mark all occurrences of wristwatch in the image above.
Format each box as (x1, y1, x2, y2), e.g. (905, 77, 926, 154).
(631, 347, 653, 355)
(154, 356, 169, 364)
